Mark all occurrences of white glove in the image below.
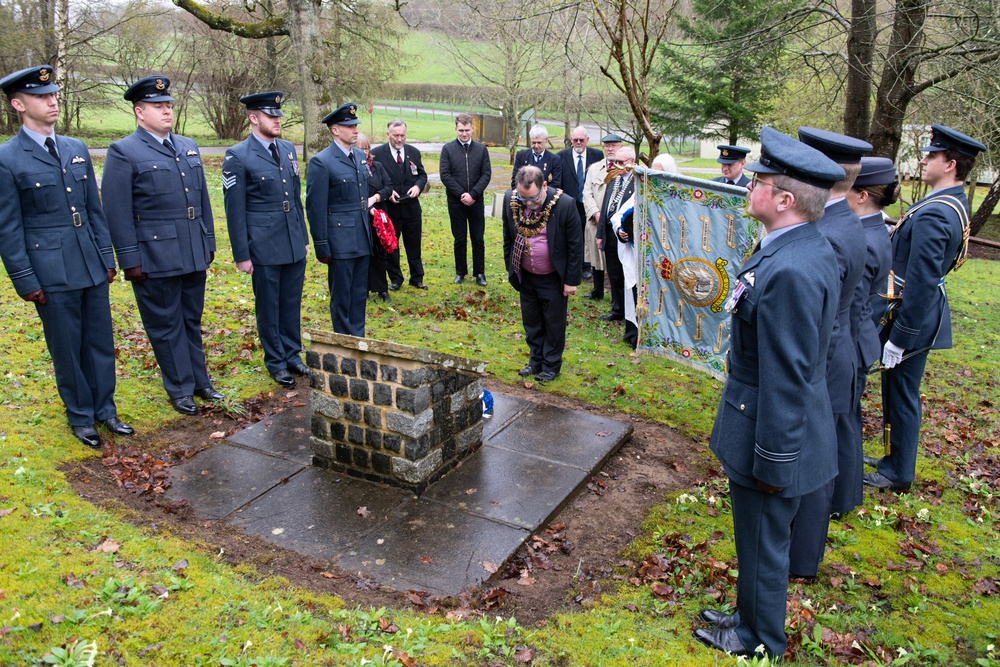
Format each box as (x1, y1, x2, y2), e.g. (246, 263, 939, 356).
(882, 340, 904, 368)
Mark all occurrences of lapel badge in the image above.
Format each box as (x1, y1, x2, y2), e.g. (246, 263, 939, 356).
(71, 155, 86, 164)
(186, 149, 198, 156)
(745, 271, 755, 287)
(287, 151, 293, 161)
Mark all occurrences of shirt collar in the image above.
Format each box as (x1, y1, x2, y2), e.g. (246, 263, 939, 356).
(23, 125, 57, 149)
(760, 221, 808, 248)
(251, 132, 274, 151)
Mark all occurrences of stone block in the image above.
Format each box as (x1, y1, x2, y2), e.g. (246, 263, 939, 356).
(372, 451, 391, 475)
(385, 408, 433, 439)
(401, 367, 428, 388)
(328, 374, 348, 397)
(457, 422, 483, 454)
(380, 364, 398, 382)
(373, 383, 393, 407)
(330, 422, 346, 442)
(309, 436, 335, 460)
(350, 378, 370, 402)
(352, 446, 370, 469)
(340, 357, 357, 377)
(322, 353, 339, 372)
(348, 424, 365, 445)
(364, 405, 382, 428)
(395, 386, 430, 414)
(450, 389, 466, 413)
(366, 428, 382, 449)
(344, 401, 362, 422)
(392, 449, 443, 484)
(309, 372, 327, 392)
(305, 350, 320, 369)
(383, 433, 402, 454)
(404, 434, 431, 461)
(312, 392, 343, 420)
(335, 443, 352, 464)
(361, 359, 378, 380)
(310, 415, 329, 439)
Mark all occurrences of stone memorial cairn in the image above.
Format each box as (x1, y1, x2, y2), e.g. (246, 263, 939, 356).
(306, 331, 487, 493)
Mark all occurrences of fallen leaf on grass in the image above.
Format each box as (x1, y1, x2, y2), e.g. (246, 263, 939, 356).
(389, 649, 416, 667)
(0, 508, 14, 518)
(377, 617, 399, 633)
(94, 539, 120, 553)
(171, 559, 188, 572)
(515, 647, 535, 662)
(320, 571, 340, 579)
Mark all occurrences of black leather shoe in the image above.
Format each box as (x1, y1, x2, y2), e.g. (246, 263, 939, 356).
(582, 290, 604, 300)
(693, 627, 750, 656)
(699, 609, 739, 630)
(409, 281, 428, 290)
(288, 362, 310, 376)
(599, 313, 624, 321)
(99, 417, 135, 436)
(863, 471, 911, 491)
(270, 369, 295, 388)
(535, 370, 559, 382)
(389, 282, 402, 291)
(475, 274, 487, 286)
(171, 397, 198, 416)
(194, 387, 224, 401)
(453, 274, 465, 284)
(518, 365, 538, 377)
(863, 455, 881, 467)
(72, 425, 101, 449)
(378, 291, 391, 302)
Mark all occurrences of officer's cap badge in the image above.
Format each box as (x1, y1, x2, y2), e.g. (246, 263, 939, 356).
(39, 69, 50, 82)
(275, 94, 282, 105)
(349, 104, 357, 116)
(721, 149, 729, 157)
(155, 78, 165, 90)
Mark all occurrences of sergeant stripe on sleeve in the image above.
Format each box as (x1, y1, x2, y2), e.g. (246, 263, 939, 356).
(222, 172, 236, 190)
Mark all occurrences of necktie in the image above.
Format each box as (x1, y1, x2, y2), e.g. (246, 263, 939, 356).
(163, 138, 175, 155)
(269, 143, 280, 165)
(576, 155, 585, 200)
(396, 150, 403, 167)
(608, 161, 614, 170)
(728, 180, 735, 186)
(44, 137, 58, 161)
(534, 153, 540, 163)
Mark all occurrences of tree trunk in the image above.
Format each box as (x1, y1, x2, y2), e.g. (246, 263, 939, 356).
(844, 0, 875, 139)
(970, 175, 1000, 237)
(869, 0, 926, 157)
(286, 0, 325, 160)
(56, 0, 69, 132)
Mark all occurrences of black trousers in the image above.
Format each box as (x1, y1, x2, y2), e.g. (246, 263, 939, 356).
(602, 223, 625, 317)
(251, 259, 305, 374)
(519, 271, 568, 374)
(386, 207, 424, 285)
(133, 271, 211, 399)
(368, 245, 390, 293)
(35, 281, 118, 426)
(447, 196, 486, 276)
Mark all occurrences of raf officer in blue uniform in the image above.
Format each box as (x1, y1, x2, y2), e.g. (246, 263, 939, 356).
(223, 91, 309, 389)
(787, 127, 870, 579)
(712, 145, 751, 187)
(0, 65, 134, 448)
(695, 127, 841, 660)
(101, 75, 224, 416)
(864, 125, 986, 490)
(306, 102, 374, 337)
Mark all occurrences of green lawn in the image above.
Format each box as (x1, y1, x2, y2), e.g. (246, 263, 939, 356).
(0, 157, 998, 666)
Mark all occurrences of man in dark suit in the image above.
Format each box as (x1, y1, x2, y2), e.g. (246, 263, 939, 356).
(596, 148, 636, 323)
(102, 75, 223, 416)
(371, 119, 427, 290)
(223, 91, 309, 389)
(712, 145, 751, 187)
(695, 127, 842, 660)
(581, 134, 624, 300)
(0, 65, 133, 448)
(306, 102, 373, 337)
(502, 165, 582, 383)
(557, 126, 603, 280)
(787, 127, 870, 580)
(440, 112, 492, 286)
(864, 125, 986, 490)
(510, 124, 561, 190)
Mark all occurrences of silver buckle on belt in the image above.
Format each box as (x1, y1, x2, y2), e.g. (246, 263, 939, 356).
(72, 212, 82, 227)
(282, 200, 291, 212)
(187, 207, 196, 219)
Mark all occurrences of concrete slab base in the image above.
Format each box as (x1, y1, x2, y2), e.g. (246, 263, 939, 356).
(165, 391, 632, 595)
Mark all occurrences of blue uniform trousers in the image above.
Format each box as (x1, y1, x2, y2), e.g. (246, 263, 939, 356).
(519, 271, 568, 375)
(876, 350, 930, 487)
(252, 259, 306, 373)
(328, 256, 370, 337)
(132, 272, 211, 399)
(833, 366, 871, 514)
(35, 281, 118, 426)
(730, 479, 800, 659)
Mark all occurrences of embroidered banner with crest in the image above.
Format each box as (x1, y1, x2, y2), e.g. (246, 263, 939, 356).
(633, 167, 760, 380)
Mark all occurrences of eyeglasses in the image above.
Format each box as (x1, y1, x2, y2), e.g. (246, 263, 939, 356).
(515, 188, 545, 203)
(612, 159, 633, 167)
(749, 174, 790, 193)
(571, 137, 588, 143)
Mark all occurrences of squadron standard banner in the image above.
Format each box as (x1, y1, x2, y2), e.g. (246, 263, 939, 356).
(633, 168, 760, 380)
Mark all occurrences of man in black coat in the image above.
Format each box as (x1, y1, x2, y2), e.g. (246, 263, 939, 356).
(101, 75, 223, 416)
(440, 113, 492, 286)
(0, 65, 134, 448)
(371, 119, 428, 290)
(597, 147, 636, 323)
(557, 126, 603, 280)
(502, 165, 582, 383)
(510, 124, 561, 190)
(223, 91, 308, 389)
